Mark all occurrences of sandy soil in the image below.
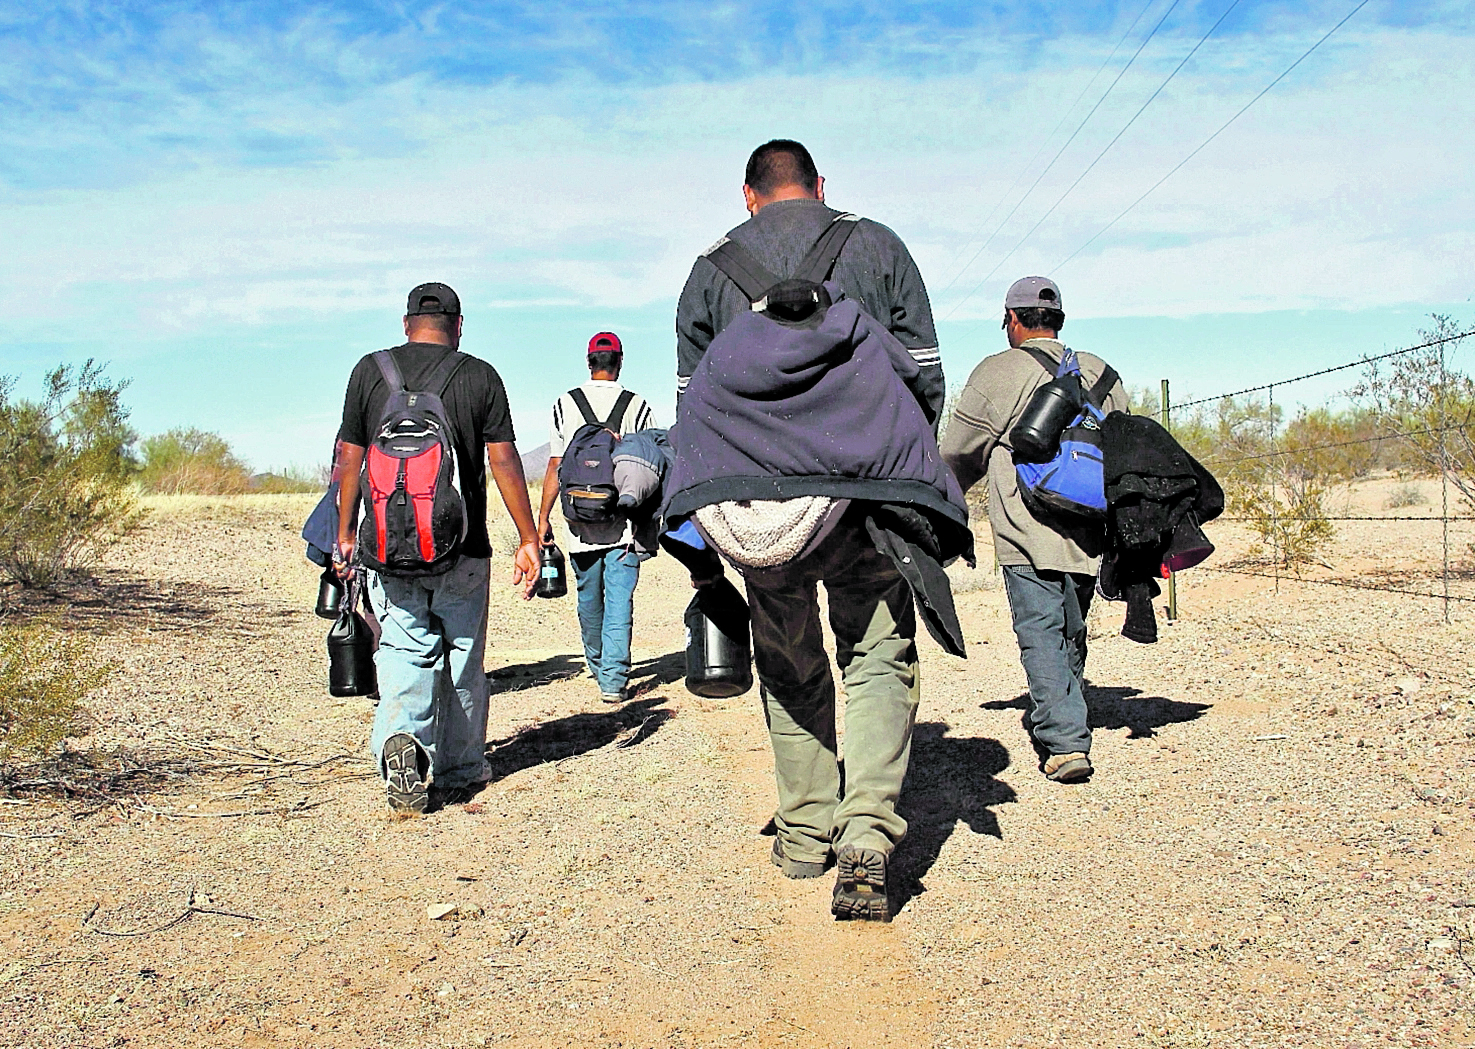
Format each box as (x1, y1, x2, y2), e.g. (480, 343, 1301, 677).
(2, 479, 1473, 1049)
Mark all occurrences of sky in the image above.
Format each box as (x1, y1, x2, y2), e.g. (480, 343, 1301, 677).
(2, 0, 1471, 470)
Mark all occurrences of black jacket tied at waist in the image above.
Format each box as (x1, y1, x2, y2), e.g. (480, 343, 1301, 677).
(1099, 412, 1223, 644)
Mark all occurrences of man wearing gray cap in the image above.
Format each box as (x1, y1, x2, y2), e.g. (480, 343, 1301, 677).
(940, 277, 1125, 782)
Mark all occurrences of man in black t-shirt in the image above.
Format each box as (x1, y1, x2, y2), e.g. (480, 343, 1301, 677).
(336, 282, 540, 814)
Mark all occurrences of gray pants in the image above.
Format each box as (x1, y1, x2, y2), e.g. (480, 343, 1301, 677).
(1002, 564, 1094, 756)
(744, 520, 920, 863)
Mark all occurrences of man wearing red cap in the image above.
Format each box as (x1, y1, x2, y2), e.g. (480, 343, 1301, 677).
(537, 333, 656, 702)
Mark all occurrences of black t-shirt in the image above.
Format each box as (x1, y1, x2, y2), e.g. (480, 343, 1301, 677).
(340, 342, 517, 558)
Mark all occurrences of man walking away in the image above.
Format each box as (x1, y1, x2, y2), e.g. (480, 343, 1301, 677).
(940, 277, 1126, 783)
(670, 140, 969, 922)
(676, 138, 945, 425)
(336, 282, 541, 814)
(537, 333, 655, 703)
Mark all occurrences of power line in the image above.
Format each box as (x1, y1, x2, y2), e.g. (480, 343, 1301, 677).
(939, 0, 1182, 313)
(1052, 0, 1373, 273)
(949, 0, 1246, 314)
(932, 0, 1160, 292)
(1172, 327, 1475, 410)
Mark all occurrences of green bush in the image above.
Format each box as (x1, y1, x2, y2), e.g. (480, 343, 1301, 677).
(250, 465, 324, 494)
(138, 427, 252, 494)
(0, 362, 141, 587)
(1353, 314, 1475, 503)
(0, 620, 110, 762)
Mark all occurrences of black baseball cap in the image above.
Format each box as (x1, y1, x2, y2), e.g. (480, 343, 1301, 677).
(406, 282, 461, 316)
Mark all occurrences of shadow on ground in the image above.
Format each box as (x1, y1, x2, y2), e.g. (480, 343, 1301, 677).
(5, 572, 284, 636)
(628, 651, 686, 697)
(891, 722, 1015, 914)
(484, 696, 673, 781)
(488, 653, 586, 694)
(982, 685, 1211, 740)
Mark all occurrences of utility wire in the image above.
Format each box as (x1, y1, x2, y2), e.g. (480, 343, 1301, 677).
(948, 0, 1246, 316)
(1202, 565, 1475, 604)
(933, 0, 1160, 292)
(1173, 328, 1475, 410)
(1202, 424, 1467, 468)
(1054, 0, 1373, 273)
(939, 0, 1182, 312)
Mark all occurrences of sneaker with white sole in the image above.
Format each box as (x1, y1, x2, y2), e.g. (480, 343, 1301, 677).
(383, 732, 429, 814)
(831, 844, 891, 922)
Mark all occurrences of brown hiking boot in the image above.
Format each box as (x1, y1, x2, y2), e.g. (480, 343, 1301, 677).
(1044, 751, 1093, 783)
(831, 845, 891, 922)
(770, 837, 828, 880)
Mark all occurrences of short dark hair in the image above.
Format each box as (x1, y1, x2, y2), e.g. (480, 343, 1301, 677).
(587, 350, 622, 374)
(1010, 307, 1065, 333)
(745, 140, 819, 196)
(406, 312, 458, 335)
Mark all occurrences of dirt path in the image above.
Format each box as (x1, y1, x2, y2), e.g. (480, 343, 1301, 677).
(2, 489, 1472, 1048)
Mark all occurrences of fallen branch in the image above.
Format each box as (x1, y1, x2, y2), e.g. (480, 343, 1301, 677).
(82, 884, 261, 938)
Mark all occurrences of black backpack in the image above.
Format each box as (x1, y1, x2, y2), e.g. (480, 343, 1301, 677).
(357, 349, 468, 576)
(705, 213, 859, 326)
(558, 388, 635, 525)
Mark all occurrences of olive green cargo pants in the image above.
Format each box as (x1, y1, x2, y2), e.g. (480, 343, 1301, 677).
(743, 520, 920, 864)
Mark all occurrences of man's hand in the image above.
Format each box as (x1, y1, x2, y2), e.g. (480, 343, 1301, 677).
(512, 539, 540, 600)
(334, 534, 357, 580)
(335, 441, 367, 579)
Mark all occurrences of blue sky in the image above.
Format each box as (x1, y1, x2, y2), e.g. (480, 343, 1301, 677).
(2, 1, 1471, 469)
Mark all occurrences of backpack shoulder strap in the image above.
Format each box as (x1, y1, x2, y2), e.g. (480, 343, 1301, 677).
(1019, 346, 1058, 374)
(605, 389, 636, 431)
(424, 350, 468, 398)
(794, 213, 860, 284)
(1085, 363, 1120, 410)
(704, 239, 779, 303)
(372, 350, 406, 391)
(567, 387, 600, 427)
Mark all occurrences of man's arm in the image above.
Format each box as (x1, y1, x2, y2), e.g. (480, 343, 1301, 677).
(675, 256, 719, 403)
(486, 441, 541, 600)
(938, 376, 1002, 496)
(536, 456, 562, 542)
(334, 441, 367, 577)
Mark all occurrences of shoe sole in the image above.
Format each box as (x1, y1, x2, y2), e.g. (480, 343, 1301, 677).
(770, 838, 827, 880)
(384, 733, 429, 814)
(1046, 757, 1093, 783)
(831, 846, 891, 922)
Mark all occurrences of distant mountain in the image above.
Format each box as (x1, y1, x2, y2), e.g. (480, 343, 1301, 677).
(521, 441, 551, 480)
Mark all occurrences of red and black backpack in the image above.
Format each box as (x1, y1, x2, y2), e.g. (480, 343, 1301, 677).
(356, 349, 468, 577)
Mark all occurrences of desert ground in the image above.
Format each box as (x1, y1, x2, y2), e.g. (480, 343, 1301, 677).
(2, 478, 1473, 1048)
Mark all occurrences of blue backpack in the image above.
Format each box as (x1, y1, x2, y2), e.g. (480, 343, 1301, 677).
(1014, 347, 1119, 520)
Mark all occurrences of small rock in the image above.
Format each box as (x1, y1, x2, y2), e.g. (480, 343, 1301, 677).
(436, 982, 455, 998)
(1429, 937, 1454, 950)
(427, 903, 459, 921)
(1396, 677, 1422, 695)
(458, 903, 485, 921)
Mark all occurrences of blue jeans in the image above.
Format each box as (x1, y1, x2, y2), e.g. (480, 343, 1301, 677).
(570, 546, 639, 696)
(1002, 564, 1094, 756)
(367, 557, 492, 790)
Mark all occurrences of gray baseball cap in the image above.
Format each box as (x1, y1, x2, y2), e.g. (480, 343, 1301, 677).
(1004, 276, 1063, 313)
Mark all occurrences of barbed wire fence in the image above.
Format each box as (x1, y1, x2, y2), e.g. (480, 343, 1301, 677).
(1161, 327, 1475, 623)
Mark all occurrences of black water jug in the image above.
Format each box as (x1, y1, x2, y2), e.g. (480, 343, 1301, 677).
(1010, 374, 1084, 463)
(684, 578, 754, 698)
(536, 535, 568, 599)
(327, 600, 377, 697)
(315, 565, 344, 619)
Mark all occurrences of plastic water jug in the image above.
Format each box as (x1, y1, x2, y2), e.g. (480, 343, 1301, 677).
(314, 566, 344, 619)
(327, 600, 377, 697)
(1010, 375, 1084, 463)
(536, 537, 568, 599)
(683, 578, 753, 698)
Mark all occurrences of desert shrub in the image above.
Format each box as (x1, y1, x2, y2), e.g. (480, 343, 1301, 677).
(0, 362, 141, 587)
(0, 620, 110, 762)
(1385, 481, 1425, 508)
(1353, 315, 1475, 502)
(138, 428, 252, 494)
(1169, 395, 1338, 569)
(251, 465, 324, 494)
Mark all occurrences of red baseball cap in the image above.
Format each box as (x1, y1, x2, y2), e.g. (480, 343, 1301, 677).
(587, 332, 623, 356)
